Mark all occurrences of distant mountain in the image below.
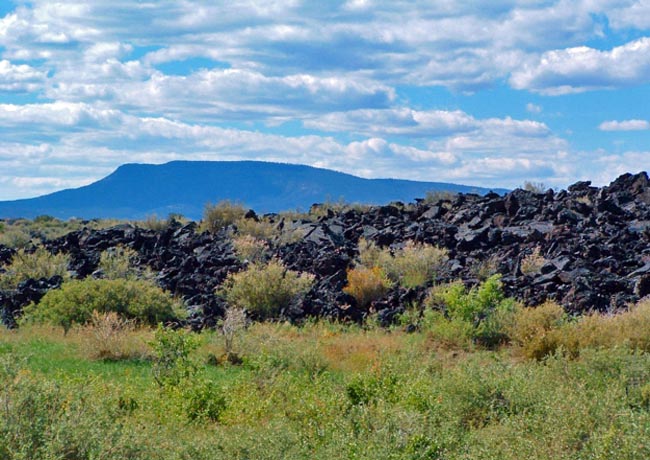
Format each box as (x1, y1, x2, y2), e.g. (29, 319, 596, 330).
(0, 161, 507, 220)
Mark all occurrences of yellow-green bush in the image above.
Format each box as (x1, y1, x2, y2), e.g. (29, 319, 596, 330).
(98, 246, 142, 280)
(218, 259, 314, 319)
(0, 247, 70, 289)
(21, 278, 184, 333)
(0, 227, 32, 249)
(343, 266, 392, 308)
(201, 200, 247, 233)
(357, 238, 448, 288)
(232, 235, 269, 264)
(564, 300, 650, 355)
(507, 299, 650, 360)
(421, 309, 475, 349)
(506, 301, 566, 360)
(520, 246, 546, 275)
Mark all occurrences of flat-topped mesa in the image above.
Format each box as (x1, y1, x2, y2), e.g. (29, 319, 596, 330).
(2, 171, 650, 328)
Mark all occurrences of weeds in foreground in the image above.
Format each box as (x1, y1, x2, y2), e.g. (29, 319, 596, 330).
(81, 311, 151, 361)
(4, 318, 650, 459)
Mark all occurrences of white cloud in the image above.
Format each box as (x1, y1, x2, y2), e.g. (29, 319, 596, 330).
(0, 0, 625, 93)
(0, 1, 649, 200)
(0, 102, 123, 128)
(305, 109, 550, 142)
(0, 101, 576, 198)
(510, 37, 650, 94)
(526, 103, 542, 113)
(0, 59, 45, 92)
(599, 119, 650, 131)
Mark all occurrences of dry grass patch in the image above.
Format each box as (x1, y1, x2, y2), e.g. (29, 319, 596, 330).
(77, 311, 152, 361)
(321, 331, 404, 373)
(520, 246, 546, 275)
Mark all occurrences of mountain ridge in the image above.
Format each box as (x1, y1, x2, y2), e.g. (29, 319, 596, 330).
(0, 161, 508, 220)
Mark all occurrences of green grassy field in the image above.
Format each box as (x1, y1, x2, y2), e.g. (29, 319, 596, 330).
(3, 319, 650, 460)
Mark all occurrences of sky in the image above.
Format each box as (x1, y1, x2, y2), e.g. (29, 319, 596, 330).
(1, 0, 650, 200)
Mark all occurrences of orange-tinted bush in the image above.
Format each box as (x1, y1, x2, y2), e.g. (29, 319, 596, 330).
(343, 266, 392, 308)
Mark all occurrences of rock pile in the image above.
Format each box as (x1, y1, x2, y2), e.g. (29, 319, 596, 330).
(3, 171, 650, 328)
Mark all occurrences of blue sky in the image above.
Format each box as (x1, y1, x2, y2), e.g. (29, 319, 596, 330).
(0, 0, 650, 199)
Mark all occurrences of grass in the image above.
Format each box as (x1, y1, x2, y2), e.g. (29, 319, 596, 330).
(4, 311, 650, 459)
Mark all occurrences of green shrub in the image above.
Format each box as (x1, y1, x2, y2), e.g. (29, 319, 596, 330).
(98, 245, 148, 280)
(426, 275, 516, 347)
(201, 200, 247, 233)
(0, 356, 148, 459)
(343, 266, 392, 308)
(421, 310, 474, 349)
(357, 238, 447, 288)
(346, 367, 398, 406)
(218, 259, 314, 319)
(183, 379, 226, 422)
(0, 227, 32, 249)
(21, 278, 184, 333)
(0, 247, 70, 289)
(150, 324, 199, 387)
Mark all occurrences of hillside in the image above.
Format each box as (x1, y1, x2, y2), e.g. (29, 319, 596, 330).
(0, 161, 506, 220)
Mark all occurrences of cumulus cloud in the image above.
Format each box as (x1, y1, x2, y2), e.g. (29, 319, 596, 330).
(0, 59, 45, 92)
(45, 68, 394, 121)
(0, 0, 649, 199)
(305, 108, 550, 140)
(0, 0, 628, 92)
(510, 37, 650, 94)
(599, 119, 650, 131)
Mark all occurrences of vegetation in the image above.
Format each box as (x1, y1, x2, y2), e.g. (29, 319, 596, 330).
(0, 216, 123, 248)
(4, 307, 650, 459)
(344, 266, 392, 308)
(6, 211, 650, 458)
(231, 234, 269, 264)
(98, 245, 151, 280)
(522, 181, 547, 193)
(0, 247, 70, 289)
(218, 259, 315, 319)
(423, 189, 458, 204)
(201, 200, 248, 233)
(520, 246, 547, 275)
(20, 278, 184, 332)
(425, 275, 516, 347)
(356, 238, 448, 289)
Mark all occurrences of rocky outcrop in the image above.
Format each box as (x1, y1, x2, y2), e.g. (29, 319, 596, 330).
(3, 171, 650, 328)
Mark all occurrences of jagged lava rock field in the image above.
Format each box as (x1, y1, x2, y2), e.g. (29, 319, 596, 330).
(3, 171, 650, 328)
